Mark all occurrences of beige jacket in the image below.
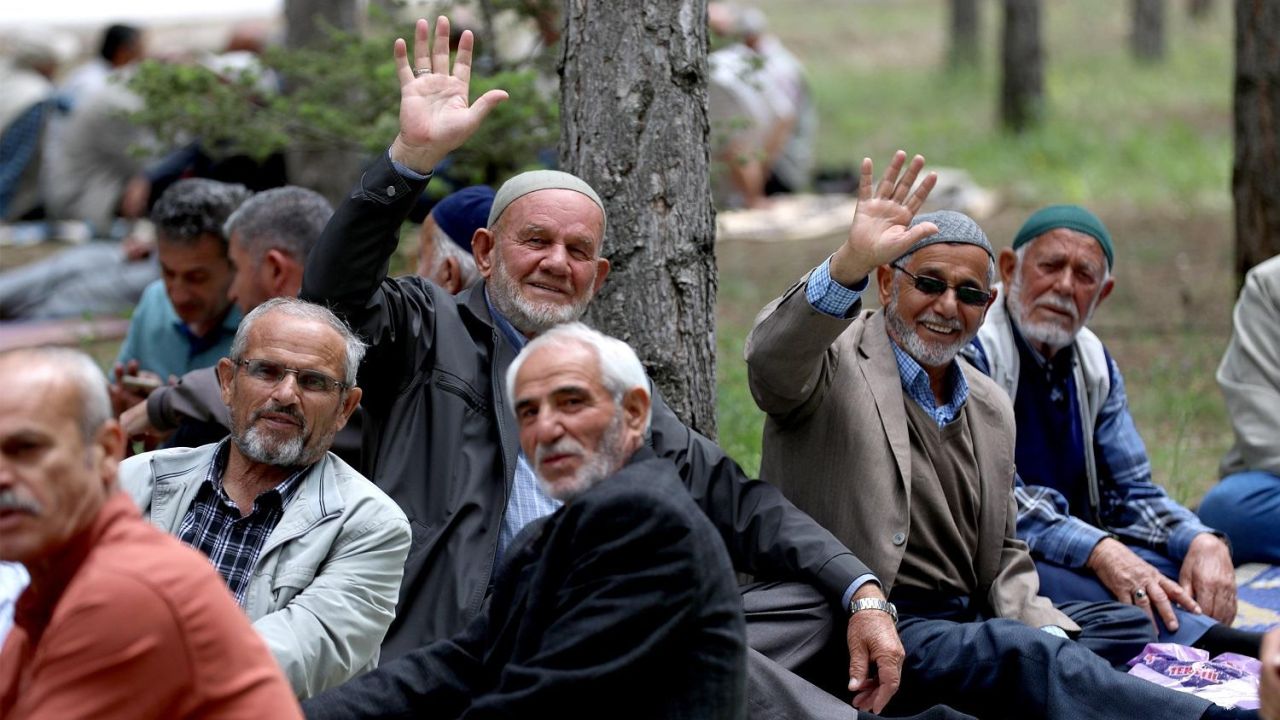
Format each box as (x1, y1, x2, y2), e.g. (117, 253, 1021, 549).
(1219, 254, 1280, 478)
(745, 280, 1075, 630)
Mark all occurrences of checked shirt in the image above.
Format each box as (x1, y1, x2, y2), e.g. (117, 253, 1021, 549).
(177, 440, 307, 606)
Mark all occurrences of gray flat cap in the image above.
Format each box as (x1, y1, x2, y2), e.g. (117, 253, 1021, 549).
(899, 210, 993, 262)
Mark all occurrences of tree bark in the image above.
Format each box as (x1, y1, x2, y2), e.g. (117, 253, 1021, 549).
(284, 0, 366, 206)
(1000, 0, 1043, 132)
(559, 0, 719, 437)
(1131, 0, 1167, 62)
(949, 0, 981, 69)
(1233, 0, 1280, 284)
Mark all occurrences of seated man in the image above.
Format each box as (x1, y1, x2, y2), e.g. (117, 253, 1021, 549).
(120, 186, 341, 454)
(120, 297, 411, 698)
(745, 153, 1250, 720)
(113, 177, 248, 394)
(301, 19, 947, 719)
(415, 184, 491, 294)
(0, 346, 299, 719)
(964, 205, 1253, 654)
(303, 323, 746, 719)
(1199, 254, 1280, 564)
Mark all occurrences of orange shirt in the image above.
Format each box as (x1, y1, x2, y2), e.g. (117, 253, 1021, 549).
(0, 492, 302, 719)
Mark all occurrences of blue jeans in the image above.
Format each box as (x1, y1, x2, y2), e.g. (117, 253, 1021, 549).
(1199, 470, 1280, 564)
(1033, 545, 1216, 645)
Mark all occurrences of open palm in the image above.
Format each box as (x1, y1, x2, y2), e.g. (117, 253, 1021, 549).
(831, 151, 939, 284)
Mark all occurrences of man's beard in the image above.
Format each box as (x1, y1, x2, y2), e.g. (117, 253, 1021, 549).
(533, 414, 628, 503)
(487, 252, 594, 336)
(1005, 267, 1094, 355)
(884, 283, 972, 368)
(231, 402, 330, 468)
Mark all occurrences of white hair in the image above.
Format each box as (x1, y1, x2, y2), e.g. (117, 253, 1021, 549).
(426, 224, 481, 289)
(505, 322, 652, 432)
(231, 297, 366, 386)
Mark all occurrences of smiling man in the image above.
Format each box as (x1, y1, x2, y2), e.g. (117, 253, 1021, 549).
(0, 346, 300, 719)
(303, 323, 746, 719)
(963, 205, 1253, 657)
(744, 154, 1253, 720)
(118, 297, 411, 699)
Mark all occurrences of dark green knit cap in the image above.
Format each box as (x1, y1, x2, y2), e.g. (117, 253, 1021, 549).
(1012, 204, 1114, 269)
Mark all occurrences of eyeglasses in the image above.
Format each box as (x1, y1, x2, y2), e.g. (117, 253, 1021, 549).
(234, 358, 349, 394)
(891, 264, 993, 307)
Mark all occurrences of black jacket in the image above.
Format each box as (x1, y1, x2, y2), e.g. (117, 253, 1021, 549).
(301, 448, 747, 720)
(301, 153, 871, 658)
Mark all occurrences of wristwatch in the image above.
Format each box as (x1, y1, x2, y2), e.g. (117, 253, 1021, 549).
(850, 597, 898, 625)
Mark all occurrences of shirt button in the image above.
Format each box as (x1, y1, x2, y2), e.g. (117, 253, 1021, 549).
(892, 532, 906, 546)
(386, 185, 397, 197)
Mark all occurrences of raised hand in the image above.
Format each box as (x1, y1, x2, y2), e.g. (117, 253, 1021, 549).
(829, 151, 939, 286)
(389, 16, 509, 174)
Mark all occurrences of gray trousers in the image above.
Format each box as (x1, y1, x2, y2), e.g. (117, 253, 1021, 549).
(0, 242, 156, 319)
(742, 581, 974, 720)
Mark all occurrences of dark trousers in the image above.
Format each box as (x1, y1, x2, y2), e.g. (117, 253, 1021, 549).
(742, 581, 975, 720)
(880, 597, 1211, 720)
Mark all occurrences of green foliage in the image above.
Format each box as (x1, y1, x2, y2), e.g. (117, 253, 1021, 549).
(127, 23, 557, 184)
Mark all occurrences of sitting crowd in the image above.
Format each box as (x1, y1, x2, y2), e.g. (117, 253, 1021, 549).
(4, 14, 1280, 720)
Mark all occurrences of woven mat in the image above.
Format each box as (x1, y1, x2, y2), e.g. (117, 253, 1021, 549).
(1233, 563, 1280, 632)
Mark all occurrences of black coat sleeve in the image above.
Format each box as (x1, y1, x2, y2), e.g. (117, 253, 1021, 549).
(145, 366, 227, 431)
(299, 152, 439, 414)
(647, 389, 873, 603)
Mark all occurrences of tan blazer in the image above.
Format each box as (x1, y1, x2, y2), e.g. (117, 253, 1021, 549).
(745, 280, 1075, 630)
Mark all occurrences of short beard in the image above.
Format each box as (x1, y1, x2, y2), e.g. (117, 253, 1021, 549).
(1005, 266, 1091, 355)
(487, 251, 594, 336)
(534, 414, 628, 503)
(230, 403, 330, 468)
(884, 282, 972, 367)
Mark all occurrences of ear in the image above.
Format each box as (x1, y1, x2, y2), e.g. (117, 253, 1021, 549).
(591, 257, 611, 295)
(472, 228, 496, 279)
(263, 249, 297, 296)
(332, 386, 363, 432)
(1097, 275, 1115, 306)
(440, 256, 462, 294)
(95, 419, 126, 489)
(998, 248, 1017, 286)
(875, 264, 894, 306)
(216, 357, 236, 409)
(621, 386, 650, 437)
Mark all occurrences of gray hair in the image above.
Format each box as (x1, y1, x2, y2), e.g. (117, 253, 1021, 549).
(223, 186, 333, 265)
(425, 224, 481, 289)
(151, 178, 252, 248)
(505, 322, 652, 432)
(230, 297, 367, 386)
(0, 347, 112, 442)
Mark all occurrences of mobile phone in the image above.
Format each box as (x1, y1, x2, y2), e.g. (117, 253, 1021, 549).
(121, 374, 162, 393)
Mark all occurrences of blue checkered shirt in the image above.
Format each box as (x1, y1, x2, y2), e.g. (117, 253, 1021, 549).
(177, 440, 308, 606)
(805, 255, 869, 317)
(890, 343, 970, 427)
(488, 295, 563, 562)
(968, 340, 1218, 567)
(0, 102, 47, 218)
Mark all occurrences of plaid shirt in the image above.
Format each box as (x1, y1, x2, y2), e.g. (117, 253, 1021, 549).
(0, 102, 47, 217)
(969, 341, 1216, 568)
(177, 440, 308, 606)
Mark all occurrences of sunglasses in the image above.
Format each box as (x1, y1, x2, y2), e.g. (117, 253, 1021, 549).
(234, 358, 349, 394)
(891, 264, 993, 307)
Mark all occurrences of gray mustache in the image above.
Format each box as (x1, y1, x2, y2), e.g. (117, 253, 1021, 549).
(0, 488, 41, 515)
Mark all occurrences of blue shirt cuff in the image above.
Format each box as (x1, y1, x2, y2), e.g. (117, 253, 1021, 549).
(841, 573, 880, 611)
(1040, 625, 1069, 639)
(806, 256, 868, 318)
(388, 148, 432, 181)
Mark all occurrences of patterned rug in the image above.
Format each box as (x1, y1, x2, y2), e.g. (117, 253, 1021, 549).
(1233, 564, 1280, 632)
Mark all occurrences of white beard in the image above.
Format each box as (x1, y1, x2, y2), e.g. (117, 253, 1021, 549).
(533, 414, 627, 502)
(1005, 270, 1090, 355)
(488, 253, 594, 336)
(884, 284, 972, 367)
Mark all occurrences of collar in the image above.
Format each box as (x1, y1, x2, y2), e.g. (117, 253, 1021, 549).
(889, 339, 970, 416)
(171, 303, 242, 356)
(203, 439, 309, 514)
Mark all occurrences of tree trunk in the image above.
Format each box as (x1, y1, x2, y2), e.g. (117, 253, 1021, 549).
(1000, 0, 1043, 132)
(1188, 0, 1213, 20)
(284, 0, 366, 206)
(1131, 0, 1167, 62)
(560, 0, 719, 437)
(949, 0, 981, 69)
(1233, 0, 1280, 284)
